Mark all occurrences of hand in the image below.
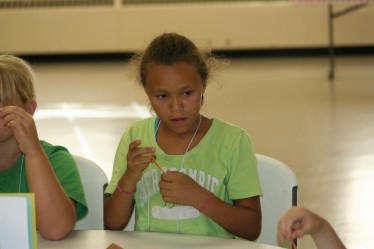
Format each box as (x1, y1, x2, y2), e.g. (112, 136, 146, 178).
(159, 171, 206, 207)
(278, 207, 324, 243)
(0, 105, 40, 154)
(124, 140, 155, 183)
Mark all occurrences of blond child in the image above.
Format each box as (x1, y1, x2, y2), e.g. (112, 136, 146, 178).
(0, 54, 87, 240)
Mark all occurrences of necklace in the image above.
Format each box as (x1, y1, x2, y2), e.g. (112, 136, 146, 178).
(19, 154, 24, 193)
(155, 115, 202, 170)
(179, 115, 202, 170)
(148, 115, 203, 231)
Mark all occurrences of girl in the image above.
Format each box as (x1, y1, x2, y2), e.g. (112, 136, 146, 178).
(104, 33, 262, 240)
(0, 54, 87, 240)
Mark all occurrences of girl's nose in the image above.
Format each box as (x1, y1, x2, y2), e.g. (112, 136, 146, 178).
(169, 97, 183, 111)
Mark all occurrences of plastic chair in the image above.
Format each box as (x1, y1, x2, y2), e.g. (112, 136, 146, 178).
(73, 155, 108, 230)
(255, 154, 298, 248)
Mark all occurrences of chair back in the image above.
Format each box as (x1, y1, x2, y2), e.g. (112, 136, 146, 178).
(73, 155, 108, 230)
(256, 154, 298, 248)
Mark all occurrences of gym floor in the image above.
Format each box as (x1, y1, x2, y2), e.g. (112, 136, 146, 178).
(31, 54, 374, 249)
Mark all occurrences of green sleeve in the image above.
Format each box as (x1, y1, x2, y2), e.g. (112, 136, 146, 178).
(41, 141, 88, 220)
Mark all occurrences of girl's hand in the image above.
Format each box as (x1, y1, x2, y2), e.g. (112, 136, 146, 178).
(0, 106, 40, 154)
(159, 171, 207, 207)
(124, 140, 155, 183)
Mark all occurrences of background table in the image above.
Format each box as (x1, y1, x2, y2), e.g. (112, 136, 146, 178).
(38, 230, 284, 249)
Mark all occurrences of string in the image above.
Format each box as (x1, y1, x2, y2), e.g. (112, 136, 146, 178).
(154, 115, 202, 171)
(152, 160, 166, 173)
(292, 239, 297, 249)
(175, 115, 202, 232)
(179, 115, 202, 171)
(18, 154, 24, 193)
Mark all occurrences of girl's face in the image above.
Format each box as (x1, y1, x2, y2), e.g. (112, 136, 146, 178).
(145, 62, 206, 135)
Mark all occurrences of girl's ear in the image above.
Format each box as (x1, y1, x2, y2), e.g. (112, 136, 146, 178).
(26, 100, 37, 115)
(203, 82, 207, 93)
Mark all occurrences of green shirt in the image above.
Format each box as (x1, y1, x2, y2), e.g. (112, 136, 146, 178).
(106, 117, 262, 238)
(0, 140, 88, 220)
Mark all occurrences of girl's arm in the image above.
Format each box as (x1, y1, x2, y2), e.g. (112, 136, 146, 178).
(104, 174, 137, 230)
(25, 148, 77, 240)
(104, 140, 155, 230)
(1, 105, 76, 240)
(201, 193, 261, 240)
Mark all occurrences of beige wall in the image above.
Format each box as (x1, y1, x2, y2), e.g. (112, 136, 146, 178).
(1, 3, 373, 55)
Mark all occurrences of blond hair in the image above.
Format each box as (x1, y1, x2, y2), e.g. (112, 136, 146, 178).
(0, 54, 36, 107)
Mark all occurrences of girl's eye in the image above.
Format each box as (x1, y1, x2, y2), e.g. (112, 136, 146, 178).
(158, 94, 167, 100)
(184, 91, 193, 96)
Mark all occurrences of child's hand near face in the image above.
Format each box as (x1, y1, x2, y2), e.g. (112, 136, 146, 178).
(0, 105, 40, 154)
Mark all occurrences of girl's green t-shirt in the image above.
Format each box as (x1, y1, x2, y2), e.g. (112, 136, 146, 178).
(106, 117, 262, 238)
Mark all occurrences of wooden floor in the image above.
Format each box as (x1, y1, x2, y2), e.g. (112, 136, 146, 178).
(32, 55, 374, 249)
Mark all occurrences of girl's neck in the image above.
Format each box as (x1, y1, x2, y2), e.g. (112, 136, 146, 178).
(157, 116, 212, 155)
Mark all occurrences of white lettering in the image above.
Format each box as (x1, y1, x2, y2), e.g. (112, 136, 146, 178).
(198, 171, 206, 187)
(210, 177, 219, 192)
(188, 168, 197, 180)
(206, 174, 212, 190)
(152, 206, 200, 220)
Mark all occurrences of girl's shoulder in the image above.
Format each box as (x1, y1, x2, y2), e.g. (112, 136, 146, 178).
(40, 140, 70, 155)
(210, 118, 247, 136)
(126, 117, 156, 131)
(120, 117, 156, 142)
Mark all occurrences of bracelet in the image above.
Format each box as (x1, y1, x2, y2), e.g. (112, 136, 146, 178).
(117, 183, 136, 196)
(199, 192, 215, 212)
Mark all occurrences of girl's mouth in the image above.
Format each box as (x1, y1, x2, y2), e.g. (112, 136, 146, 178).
(170, 117, 186, 123)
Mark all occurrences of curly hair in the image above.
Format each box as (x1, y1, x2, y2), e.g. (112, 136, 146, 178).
(135, 33, 216, 88)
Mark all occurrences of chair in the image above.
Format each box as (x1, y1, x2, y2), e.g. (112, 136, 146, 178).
(255, 154, 298, 248)
(73, 155, 108, 230)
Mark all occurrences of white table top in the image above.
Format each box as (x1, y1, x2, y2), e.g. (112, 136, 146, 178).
(38, 230, 283, 249)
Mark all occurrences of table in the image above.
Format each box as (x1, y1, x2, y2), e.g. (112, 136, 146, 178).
(38, 230, 283, 249)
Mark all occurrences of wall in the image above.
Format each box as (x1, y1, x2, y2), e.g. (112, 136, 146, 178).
(1, 2, 373, 55)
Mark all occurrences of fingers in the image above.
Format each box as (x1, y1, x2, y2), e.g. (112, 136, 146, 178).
(0, 106, 28, 127)
(160, 171, 179, 181)
(0, 106, 35, 132)
(278, 216, 295, 242)
(124, 140, 156, 183)
(278, 207, 304, 242)
(278, 207, 318, 243)
(159, 172, 200, 205)
(127, 140, 155, 167)
(0, 106, 39, 153)
(159, 172, 180, 203)
(159, 172, 177, 192)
